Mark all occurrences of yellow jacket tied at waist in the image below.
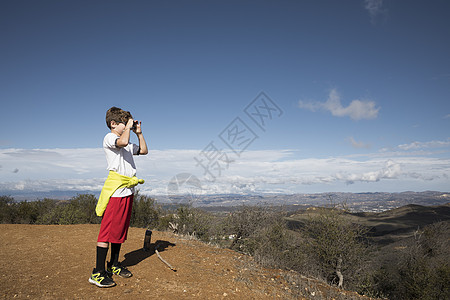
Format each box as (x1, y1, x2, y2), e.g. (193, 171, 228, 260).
(96, 171, 144, 216)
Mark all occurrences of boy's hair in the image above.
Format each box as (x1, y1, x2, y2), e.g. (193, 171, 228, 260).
(106, 107, 133, 129)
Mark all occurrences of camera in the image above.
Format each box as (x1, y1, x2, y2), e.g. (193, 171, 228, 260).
(130, 120, 139, 131)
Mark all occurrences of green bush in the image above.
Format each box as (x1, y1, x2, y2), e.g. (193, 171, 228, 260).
(155, 213, 176, 231)
(253, 218, 305, 270)
(36, 199, 64, 225)
(130, 193, 161, 229)
(0, 195, 15, 223)
(224, 205, 305, 271)
(1, 196, 55, 224)
(15, 200, 40, 224)
(58, 194, 100, 225)
(299, 206, 370, 290)
(174, 205, 213, 242)
(0, 194, 101, 225)
(226, 205, 280, 252)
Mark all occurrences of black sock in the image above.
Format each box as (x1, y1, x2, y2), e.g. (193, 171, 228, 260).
(96, 246, 109, 272)
(110, 243, 122, 265)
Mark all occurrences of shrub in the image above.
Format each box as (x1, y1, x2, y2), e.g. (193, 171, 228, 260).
(223, 205, 306, 271)
(35, 198, 60, 225)
(253, 218, 305, 270)
(370, 221, 450, 300)
(299, 205, 370, 289)
(226, 205, 280, 252)
(173, 205, 213, 242)
(14, 200, 40, 224)
(59, 194, 100, 225)
(0, 195, 15, 223)
(130, 193, 161, 229)
(156, 213, 176, 231)
(0, 196, 63, 224)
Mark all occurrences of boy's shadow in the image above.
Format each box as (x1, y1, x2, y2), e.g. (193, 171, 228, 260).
(122, 240, 176, 267)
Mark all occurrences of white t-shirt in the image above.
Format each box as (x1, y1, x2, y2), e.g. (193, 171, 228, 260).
(103, 132, 140, 197)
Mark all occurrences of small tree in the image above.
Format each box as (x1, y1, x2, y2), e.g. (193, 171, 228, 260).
(301, 204, 370, 289)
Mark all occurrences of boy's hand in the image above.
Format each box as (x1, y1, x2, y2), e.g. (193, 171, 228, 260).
(134, 121, 142, 134)
(126, 118, 135, 130)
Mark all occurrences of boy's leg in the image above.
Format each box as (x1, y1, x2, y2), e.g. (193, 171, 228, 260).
(108, 242, 132, 278)
(96, 243, 109, 271)
(89, 242, 116, 288)
(90, 202, 116, 288)
(110, 243, 121, 265)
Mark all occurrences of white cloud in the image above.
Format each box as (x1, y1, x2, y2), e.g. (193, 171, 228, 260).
(0, 148, 105, 178)
(364, 0, 383, 15)
(364, 0, 386, 23)
(0, 178, 105, 193)
(298, 89, 380, 120)
(348, 137, 371, 149)
(397, 139, 450, 151)
(335, 159, 401, 184)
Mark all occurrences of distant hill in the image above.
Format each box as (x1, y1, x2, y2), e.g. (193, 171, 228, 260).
(6, 191, 450, 213)
(286, 203, 450, 246)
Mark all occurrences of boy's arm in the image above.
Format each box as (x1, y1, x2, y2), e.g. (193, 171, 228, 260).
(135, 121, 148, 155)
(115, 119, 134, 148)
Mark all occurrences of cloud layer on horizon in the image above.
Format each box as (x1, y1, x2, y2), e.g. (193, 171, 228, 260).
(1, 139, 449, 196)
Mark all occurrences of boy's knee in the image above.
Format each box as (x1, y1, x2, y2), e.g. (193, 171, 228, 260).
(97, 242, 109, 248)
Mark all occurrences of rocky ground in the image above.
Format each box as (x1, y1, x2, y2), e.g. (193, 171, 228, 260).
(0, 224, 377, 299)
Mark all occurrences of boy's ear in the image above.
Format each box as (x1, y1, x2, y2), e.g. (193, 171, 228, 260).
(110, 120, 118, 127)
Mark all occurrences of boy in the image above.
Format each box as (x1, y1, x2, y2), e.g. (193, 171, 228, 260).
(89, 107, 148, 288)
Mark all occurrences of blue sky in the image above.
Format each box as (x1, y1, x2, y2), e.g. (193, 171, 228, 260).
(1, 0, 449, 199)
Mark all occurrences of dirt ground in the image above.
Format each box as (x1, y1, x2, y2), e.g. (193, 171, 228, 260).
(0, 224, 375, 300)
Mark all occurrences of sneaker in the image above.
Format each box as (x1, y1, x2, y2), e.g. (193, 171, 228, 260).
(107, 262, 133, 278)
(89, 269, 116, 288)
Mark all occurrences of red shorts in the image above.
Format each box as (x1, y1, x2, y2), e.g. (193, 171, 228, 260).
(97, 194, 134, 244)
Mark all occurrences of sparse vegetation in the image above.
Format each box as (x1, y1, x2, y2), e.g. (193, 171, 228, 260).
(366, 221, 450, 300)
(0, 194, 101, 225)
(169, 205, 214, 242)
(224, 205, 305, 271)
(130, 192, 161, 229)
(1, 193, 449, 299)
(299, 204, 371, 290)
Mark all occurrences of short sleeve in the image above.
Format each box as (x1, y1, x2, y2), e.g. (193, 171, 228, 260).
(132, 143, 139, 155)
(104, 133, 118, 149)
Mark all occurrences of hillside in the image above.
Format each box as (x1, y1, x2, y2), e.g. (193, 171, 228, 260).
(0, 224, 377, 300)
(286, 203, 450, 246)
